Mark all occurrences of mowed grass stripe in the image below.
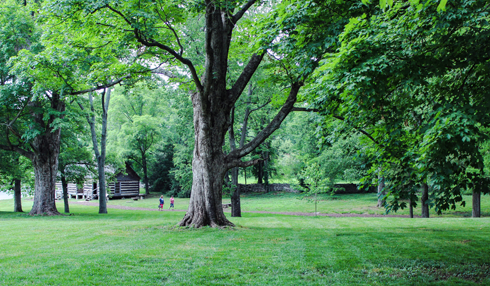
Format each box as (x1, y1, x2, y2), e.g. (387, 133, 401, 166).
(0, 200, 489, 285)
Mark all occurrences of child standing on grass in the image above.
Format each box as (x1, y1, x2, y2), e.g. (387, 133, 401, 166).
(169, 196, 175, 210)
(158, 195, 164, 211)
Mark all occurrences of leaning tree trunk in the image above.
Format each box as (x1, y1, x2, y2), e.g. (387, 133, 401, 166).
(472, 189, 481, 218)
(421, 183, 429, 218)
(61, 176, 69, 213)
(13, 179, 23, 213)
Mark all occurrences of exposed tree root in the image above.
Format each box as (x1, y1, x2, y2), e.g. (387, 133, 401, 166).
(179, 212, 235, 228)
(29, 208, 61, 216)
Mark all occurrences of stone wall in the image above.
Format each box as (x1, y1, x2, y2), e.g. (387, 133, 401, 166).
(238, 183, 375, 194)
(238, 184, 299, 193)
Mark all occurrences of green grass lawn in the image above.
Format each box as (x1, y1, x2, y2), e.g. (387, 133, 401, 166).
(0, 196, 489, 285)
(103, 191, 490, 218)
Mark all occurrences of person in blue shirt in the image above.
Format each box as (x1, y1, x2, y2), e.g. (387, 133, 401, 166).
(158, 195, 164, 211)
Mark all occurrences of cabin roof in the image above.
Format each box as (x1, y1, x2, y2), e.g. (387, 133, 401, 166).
(115, 162, 141, 181)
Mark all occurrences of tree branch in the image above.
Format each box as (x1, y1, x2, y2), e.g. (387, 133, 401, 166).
(104, 4, 202, 91)
(225, 158, 262, 170)
(70, 76, 130, 95)
(291, 107, 380, 145)
(0, 143, 33, 160)
(227, 82, 303, 160)
(229, 53, 265, 105)
(232, 0, 259, 24)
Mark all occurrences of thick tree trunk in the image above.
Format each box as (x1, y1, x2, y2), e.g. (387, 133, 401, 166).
(179, 150, 233, 227)
(178, 3, 299, 227)
(29, 98, 63, 216)
(421, 183, 429, 218)
(61, 176, 69, 213)
(13, 179, 23, 212)
(30, 142, 61, 216)
(179, 89, 234, 227)
(472, 190, 481, 218)
(376, 174, 385, 208)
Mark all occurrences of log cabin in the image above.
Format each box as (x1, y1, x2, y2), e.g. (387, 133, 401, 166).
(107, 163, 142, 199)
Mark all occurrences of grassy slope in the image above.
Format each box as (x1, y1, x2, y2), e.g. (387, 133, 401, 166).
(0, 197, 489, 285)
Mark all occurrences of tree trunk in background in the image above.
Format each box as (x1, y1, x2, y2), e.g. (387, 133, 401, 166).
(409, 197, 414, 218)
(257, 160, 264, 184)
(85, 89, 111, 214)
(472, 190, 481, 218)
(376, 174, 385, 208)
(142, 151, 149, 195)
(264, 151, 269, 192)
(61, 176, 69, 213)
(13, 179, 23, 212)
(229, 84, 256, 217)
(230, 167, 241, 217)
(421, 183, 429, 218)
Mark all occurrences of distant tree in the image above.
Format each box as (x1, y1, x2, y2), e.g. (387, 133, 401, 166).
(109, 85, 164, 196)
(58, 120, 93, 213)
(0, 150, 33, 212)
(148, 143, 176, 195)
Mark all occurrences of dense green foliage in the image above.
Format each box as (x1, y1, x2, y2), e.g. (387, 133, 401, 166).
(310, 0, 490, 213)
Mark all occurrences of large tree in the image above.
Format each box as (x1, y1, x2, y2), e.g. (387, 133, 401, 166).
(46, 0, 369, 227)
(0, 0, 65, 215)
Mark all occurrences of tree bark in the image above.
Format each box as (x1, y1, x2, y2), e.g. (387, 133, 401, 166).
(61, 175, 69, 213)
(257, 160, 264, 184)
(179, 87, 234, 227)
(13, 179, 23, 212)
(230, 167, 241, 217)
(29, 137, 61, 215)
(178, 3, 302, 227)
(472, 189, 481, 218)
(376, 173, 385, 208)
(29, 97, 64, 216)
(421, 183, 429, 218)
(142, 151, 149, 195)
(85, 89, 111, 214)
